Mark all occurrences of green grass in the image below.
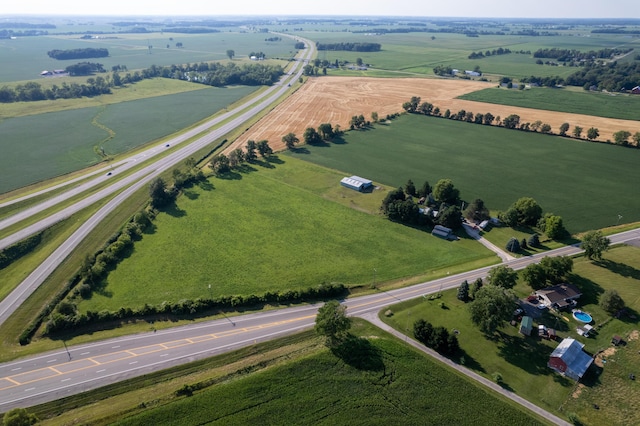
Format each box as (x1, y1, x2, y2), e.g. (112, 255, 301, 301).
(383, 244, 640, 425)
(288, 114, 640, 233)
(112, 320, 546, 426)
(480, 223, 564, 257)
(81, 157, 494, 313)
(0, 85, 255, 194)
(459, 87, 640, 121)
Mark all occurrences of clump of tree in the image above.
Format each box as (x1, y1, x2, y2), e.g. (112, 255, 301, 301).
(469, 285, 516, 334)
(521, 256, 574, 290)
(349, 114, 367, 129)
(65, 62, 106, 76)
(314, 300, 351, 347)
(486, 265, 518, 289)
(413, 319, 459, 355)
(464, 198, 490, 222)
(2, 407, 39, 426)
(537, 213, 568, 240)
(499, 197, 542, 227)
(282, 132, 299, 150)
(581, 230, 610, 261)
(303, 127, 322, 145)
(47, 47, 109, 60)
(599, 289, 625, 316)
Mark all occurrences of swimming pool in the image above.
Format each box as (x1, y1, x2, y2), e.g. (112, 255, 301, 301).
(573, 310, 593, 323)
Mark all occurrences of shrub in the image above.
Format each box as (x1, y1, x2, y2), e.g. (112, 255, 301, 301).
(505, 237, 520, 253)
(528, 233, 540, 247)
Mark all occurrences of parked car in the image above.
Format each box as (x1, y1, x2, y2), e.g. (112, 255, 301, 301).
(537, 303, 548, 310)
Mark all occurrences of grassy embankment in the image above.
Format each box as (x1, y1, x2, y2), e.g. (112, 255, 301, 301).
(82, 156, 495, 313)
(288, 114, 640, 233)
(382, 244, 640, 425)
(34, 320, 550, 426)
(459, 86, 640, 121)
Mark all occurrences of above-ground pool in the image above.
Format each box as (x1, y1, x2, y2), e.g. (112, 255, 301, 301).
(573, 310, 593, 323)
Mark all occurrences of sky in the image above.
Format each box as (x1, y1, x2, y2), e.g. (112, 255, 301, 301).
(2, 0, 639, 19)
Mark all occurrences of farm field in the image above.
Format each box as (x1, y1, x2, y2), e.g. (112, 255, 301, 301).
(113, 320, 546, 426)
(0, 31, 296, 83)
(229, 76, 639, 155)
(81, 157, 495, 313)
(0, 84, 256, 194)
(288, 113, 640, 233)
(383, 244, 640, 425)
(459, 87, 640, 121)
(305, 30, 639, 78)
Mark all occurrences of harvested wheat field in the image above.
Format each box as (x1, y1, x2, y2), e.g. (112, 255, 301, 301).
(226, 77, 639, 154)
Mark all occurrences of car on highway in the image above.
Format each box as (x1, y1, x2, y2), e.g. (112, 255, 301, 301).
(106, 172, 112, 176)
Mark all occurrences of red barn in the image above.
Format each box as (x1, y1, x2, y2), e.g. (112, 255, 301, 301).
(632, 86, 640, 94)
(548, 338, 593, 381)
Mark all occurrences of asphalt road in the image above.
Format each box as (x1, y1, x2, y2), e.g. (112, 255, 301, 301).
(0, 35, 315, 326)
(1, 228, 639, 415)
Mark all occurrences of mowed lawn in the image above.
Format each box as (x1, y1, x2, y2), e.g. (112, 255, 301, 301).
(459, 87, 640, 121)
(82, 158, 494, 312)
(288, 114, 640, 232)
(0, 85, 255, 194)
(115, 320, 546, 426)
(383, 244, 640, 422)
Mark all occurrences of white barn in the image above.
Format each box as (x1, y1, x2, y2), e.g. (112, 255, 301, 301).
(340, 176, 373, 192)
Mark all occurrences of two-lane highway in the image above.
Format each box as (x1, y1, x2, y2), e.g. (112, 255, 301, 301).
(1, 228, 639, 411)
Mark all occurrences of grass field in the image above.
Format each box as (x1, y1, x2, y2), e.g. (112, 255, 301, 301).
(80, 157, 495, 313)
(0, 31, 296, 83)
(0, 85, 255, 194)
(382, 244, 640, 424)
(111, 320, 546, 426)
(459, 87, 640, 121)
(288, 114, 640, 233)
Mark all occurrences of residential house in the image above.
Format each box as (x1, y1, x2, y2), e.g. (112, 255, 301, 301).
(535, 283, 581, 310)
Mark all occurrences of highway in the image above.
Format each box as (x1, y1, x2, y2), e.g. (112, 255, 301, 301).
(0, 35, 315, 326)
(1, 228, 639, 412)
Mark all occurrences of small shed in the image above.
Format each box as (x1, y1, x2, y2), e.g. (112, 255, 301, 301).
(631, 86, 640, 94)
(431, 225, 453, 239)
(340, 176, 373, 192)
(612, 335, 624, 346)
(519, 316, 533, 336)
(478, 219, 489, 230)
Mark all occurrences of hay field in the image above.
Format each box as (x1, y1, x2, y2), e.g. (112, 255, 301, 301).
(228, 77, 639, 153)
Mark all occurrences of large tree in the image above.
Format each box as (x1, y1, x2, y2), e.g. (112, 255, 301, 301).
(433, 178, 460, 205)
(438, 205, 463, 230)
(245, 140, 258, 162)
(256, 140, 273, 157)
(539, 256, 573, 283)
(613, 130, 631, 145)
(559, 122, 570, 136)
(511, 197, 542, 227)
(521, 263, 548, 290)
(317, 123, 334, 140)
(469, 285, 516, 334)
(581, 230, 610, 261)
(149, 177, 171, 208)
(2, 408, 38, 426)
(226, 49, 235, 60)
(282, 132, 299, 149)
(464, 198, 490, 222)
(502, 114, 520, 129)
(486, 265, 518, 289)
(586, 127, 599, 141)
(315, 300, 351, 347)
(599, 289, 625, 315)
(303, 127, 322, 145)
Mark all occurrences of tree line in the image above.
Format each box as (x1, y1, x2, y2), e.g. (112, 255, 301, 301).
(521, 61, 640, 92)
(316, 42, 381, 52)
(47, 47, 109, 60)
(468, 47, 525, 59)
(0, 78, 111, 102)
(402, 95, 640, 148)
(65, 61, 106, 76)
(533, 47, 632, 62)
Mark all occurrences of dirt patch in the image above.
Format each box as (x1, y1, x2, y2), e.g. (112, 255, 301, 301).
(225, 76, 640, 155)
(572, 383, 585, 398)
(595, 347, 617, 367)
(628, 330, 639, 341)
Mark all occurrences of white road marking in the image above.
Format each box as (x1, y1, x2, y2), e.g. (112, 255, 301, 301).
(96, 369, 106, 373)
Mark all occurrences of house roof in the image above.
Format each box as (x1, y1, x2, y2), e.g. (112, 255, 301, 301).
(536, 283, 581, 304)
(432, 225, 452, 238)
(520, 316, 533, 328)
(550, 338, 593, 378)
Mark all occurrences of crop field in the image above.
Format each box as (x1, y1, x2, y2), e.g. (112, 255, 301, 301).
(459, 87, 640, 121)
(306, 30, 639, 79)
(115, 320, 546, 426)
(0, 31, 296, 83)
(288, 113, 640, 233)
(0, 85, 256, 193)
(81, 157, 495, 312)
(384, 244, 640, 425)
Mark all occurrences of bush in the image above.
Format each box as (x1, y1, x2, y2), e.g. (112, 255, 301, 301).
(528, 233, 540, 247)
(505, 237, 520, 253)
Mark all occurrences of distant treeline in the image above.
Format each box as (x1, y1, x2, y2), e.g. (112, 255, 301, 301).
(467, 47, 530, 59)
(522, 61, 640, 91)
(47, 48, 109, 60)
(592, 28, 640, 35)
(0, 79, 111, 102)
(316, 42, 381, 52)
(351, 27, 557, 37)
(162, 27, 220, 34)
(533, 47, 633, 62)
(0, 22, 55, 29)
(66, 62, 106, 76)
(0, 29, 48, 38)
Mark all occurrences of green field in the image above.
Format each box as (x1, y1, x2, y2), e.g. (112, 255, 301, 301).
(288, 114, 640, 232)
(0, 84, 255, 193)
(0, 31, 296, 83)
(383, 244, 640, 425)
(81, 157, 495, 312)
(114, 320, 545, 426)
(307, 31, 640, 79)
(459, 87, 640, 120)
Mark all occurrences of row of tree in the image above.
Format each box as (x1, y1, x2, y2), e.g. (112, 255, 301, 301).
(315, 42, 381, 52)
(402, 95, 639, 148)
(210, 140, 273, 175)
(0, 79, 111, 103)
(65, 61, 106, 76)
(522, 61, 640, 92)
(468, 47, 519, 59)
(532, 47, 632, 62)
(47, 47, 109, 60)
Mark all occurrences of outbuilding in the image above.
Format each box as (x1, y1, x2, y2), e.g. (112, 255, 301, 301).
(519, 316, 533, 336)
(431, 225, 453, 239)
(340, 176, 373, 192)
(631, 86, 640, 94)
(548, 338, 593, 381)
